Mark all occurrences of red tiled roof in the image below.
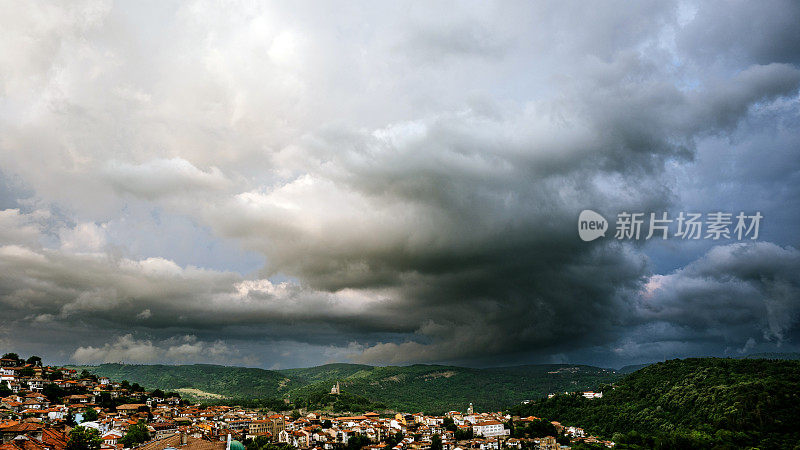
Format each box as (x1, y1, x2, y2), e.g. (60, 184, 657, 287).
(0, 423, 43, 432)
(136, 434, 225, 450)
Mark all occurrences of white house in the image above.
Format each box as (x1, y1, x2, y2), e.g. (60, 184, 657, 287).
(48, 406, 68, 420)
(102, 430, 123, 447)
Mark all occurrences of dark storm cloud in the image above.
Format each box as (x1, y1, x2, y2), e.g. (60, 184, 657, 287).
(207, 61, 799, 363)
(679, 0, 800, 65)
(0, 0, 799, 368)
(626, 243, 800, 359)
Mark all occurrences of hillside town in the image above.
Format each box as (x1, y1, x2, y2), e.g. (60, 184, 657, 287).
(0, 354, 613, 450)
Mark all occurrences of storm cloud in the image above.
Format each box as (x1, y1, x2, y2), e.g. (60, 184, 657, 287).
(0, 0, 799, 368)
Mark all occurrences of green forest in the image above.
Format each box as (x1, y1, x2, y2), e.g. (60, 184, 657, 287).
(68, 363, 305, 398)
(72, 362, 620, 413)
(513, 358, 800, 449)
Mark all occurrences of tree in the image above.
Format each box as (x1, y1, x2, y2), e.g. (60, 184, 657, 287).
(346, 434, 371, 450)
(66, 426, 102, 450)
(83, 408, 99, 422)
(49, 370, 64, 381)
(0, 381, 11, 397)
(511, 418, 557, 439)
(43, 384, 66, 403)
(97, 392, 116, 410)
(244, 435, 272, 450)
(2, 352, 20, 360)
(454, 428, 473, 441)
(570, 443, 606, 449)
(151, 389, 165, 398)
(26, 356, 42, 367)
(80, 370, 97, 382)
(430, 434, 442, 450)
(120, 421, 151, 448)
(385, 431, 403, 448)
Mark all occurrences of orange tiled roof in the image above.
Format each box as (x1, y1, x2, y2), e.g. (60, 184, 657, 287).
(136, 434, 225, 450)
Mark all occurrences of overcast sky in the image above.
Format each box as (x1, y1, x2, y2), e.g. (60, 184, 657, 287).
(1, 0, 799, 370)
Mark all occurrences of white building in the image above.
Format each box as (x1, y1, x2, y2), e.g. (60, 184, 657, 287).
(472, 421, 508, 437)
(581, 391, 603, 399)
(566, 426, 585, 437)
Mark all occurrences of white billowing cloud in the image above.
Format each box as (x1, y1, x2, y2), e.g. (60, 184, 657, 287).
(72, 334, 160, 364)
(0, 209, 50, 247)
(103, 158, 231, 200)
(0, 244, 48, 264)
(0, 208, 388, 342)
(212, 174, 449, 286)
(0, 0, 112, 96)
(71, 334, 238, 364)
(59, 222, 107, 253)
(60, 287, 121, 317)
(164, 335, 233, 362)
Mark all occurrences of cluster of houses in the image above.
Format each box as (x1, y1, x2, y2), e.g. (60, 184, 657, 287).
(0, 356, 612, 450)
(270, 409, 612, 450)
(542, 391, 603, 401)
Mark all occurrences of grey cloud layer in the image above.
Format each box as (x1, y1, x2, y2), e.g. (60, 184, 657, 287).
(0, 0, 799, 367)
(637, 243, 800, 343)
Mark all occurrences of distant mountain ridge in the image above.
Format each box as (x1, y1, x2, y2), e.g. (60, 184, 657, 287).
(740, 351, 800, 360)
(617, 363, 651, 374)
(74, 353, 800, 414)
(613, 351, 800, 374)
(72, 362, 621, 413)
